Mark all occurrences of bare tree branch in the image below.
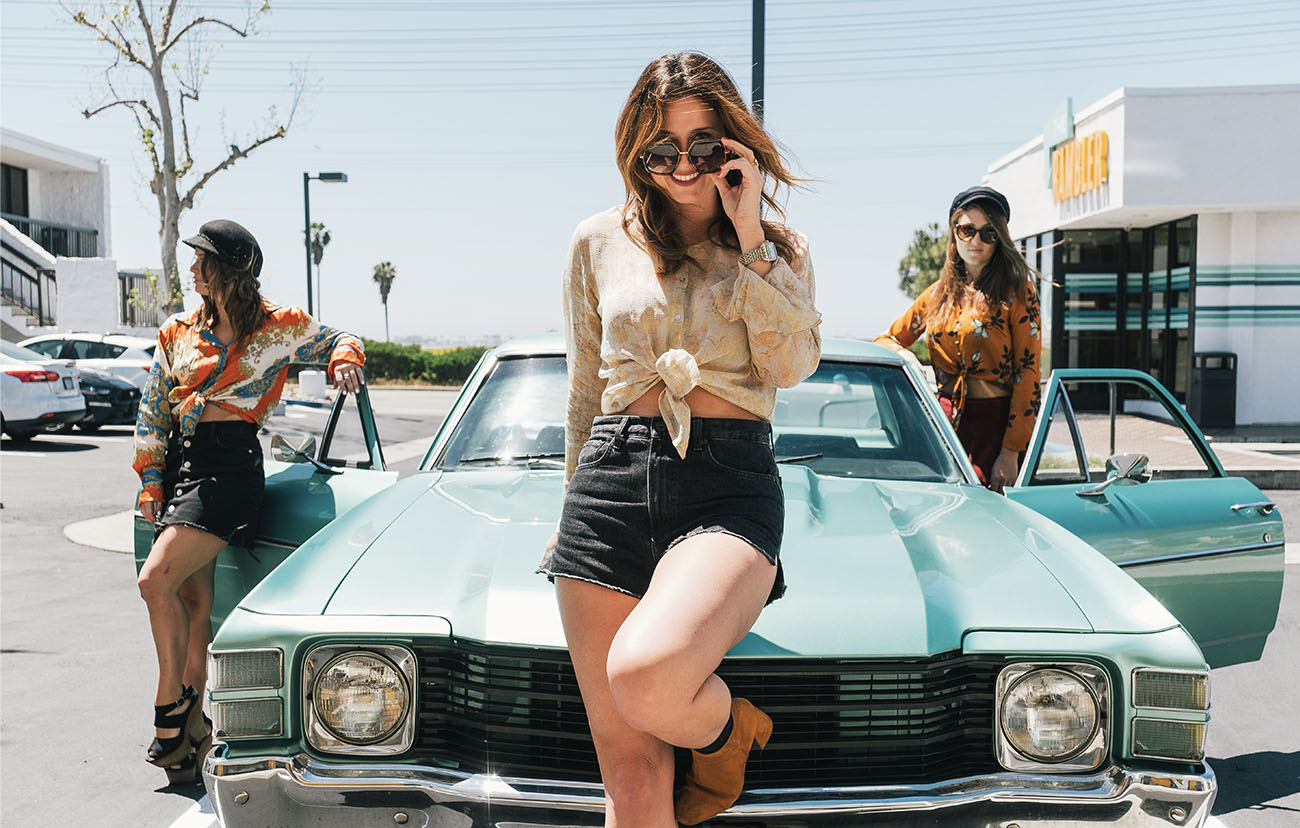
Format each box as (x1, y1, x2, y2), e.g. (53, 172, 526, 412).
(133, 0, 158, 57)
(81, 97, 161, 128)
(159, 0, 180, 45)
(163, 16, 252, 54)
(70, 9, 148, 67)
(181, 125, 287, 208)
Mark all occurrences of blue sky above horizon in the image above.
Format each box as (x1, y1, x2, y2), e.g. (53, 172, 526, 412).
(3, 0, 1298, 343)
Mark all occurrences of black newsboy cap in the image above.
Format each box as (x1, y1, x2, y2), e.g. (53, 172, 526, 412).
(183, 219, 263, 279)
(949, 185, 1010, 222)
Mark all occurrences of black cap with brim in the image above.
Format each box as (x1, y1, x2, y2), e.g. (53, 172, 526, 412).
(949, 185, 1011, 222)
(183, 219, 263, 279)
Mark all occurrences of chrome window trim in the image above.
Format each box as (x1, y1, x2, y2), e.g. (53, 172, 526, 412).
(1131, 667, 1211, 712)
(302, 643, 418, 756)
(208, 647, 284, 691)
(1119, 540, 1284, 569)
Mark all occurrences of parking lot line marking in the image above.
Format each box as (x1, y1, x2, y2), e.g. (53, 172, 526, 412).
(166, 795, 217, 828)
(1287, 543, 1299, 565)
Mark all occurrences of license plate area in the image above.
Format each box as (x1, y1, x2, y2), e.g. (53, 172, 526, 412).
(63, 377, 74, 389)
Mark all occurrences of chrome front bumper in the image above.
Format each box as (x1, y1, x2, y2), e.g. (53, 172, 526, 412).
(204, 745, 1215, 827)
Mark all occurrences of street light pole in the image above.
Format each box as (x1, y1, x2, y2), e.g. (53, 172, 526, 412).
(301, 171, 348, 317)
(752, 0, 765, 123)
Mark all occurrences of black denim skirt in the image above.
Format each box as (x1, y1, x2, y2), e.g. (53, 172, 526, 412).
(541, 415, 786, 605)
(155, 421, 264, 548)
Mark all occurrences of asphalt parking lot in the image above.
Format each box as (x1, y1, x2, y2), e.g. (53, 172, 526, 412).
(1, 388, 1296, 828)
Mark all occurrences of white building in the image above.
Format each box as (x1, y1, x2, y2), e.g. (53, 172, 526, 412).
(984, 85, 1299, 430)
(1, 127, 159, 342)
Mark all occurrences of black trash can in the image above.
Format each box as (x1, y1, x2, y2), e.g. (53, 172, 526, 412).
(1188, 351, 1237, 430)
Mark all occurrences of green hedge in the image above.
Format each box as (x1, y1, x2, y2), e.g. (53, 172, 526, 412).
(360, 339, 489, 386)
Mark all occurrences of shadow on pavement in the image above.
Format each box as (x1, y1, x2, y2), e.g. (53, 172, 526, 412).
(1211, 750, 1300, 815)
(0, 439, 98, 452)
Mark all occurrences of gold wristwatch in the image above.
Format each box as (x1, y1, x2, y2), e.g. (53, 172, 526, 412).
(739, 241, 778, 267)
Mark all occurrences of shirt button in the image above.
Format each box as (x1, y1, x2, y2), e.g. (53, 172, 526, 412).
(674, 314, 682, 321)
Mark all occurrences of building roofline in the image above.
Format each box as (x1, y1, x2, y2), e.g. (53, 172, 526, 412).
(0, 127, 104, 173)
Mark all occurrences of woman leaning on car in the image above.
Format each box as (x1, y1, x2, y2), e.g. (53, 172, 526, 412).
(875, 185, 1042, 492)
(131, 219, 366, 785)
(536, 52, 821, 826)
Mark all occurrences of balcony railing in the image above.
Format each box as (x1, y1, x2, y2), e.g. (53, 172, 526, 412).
(119, 271, 162, 327)
(1, 242, 56, 326)
(0, 212, 98, 258)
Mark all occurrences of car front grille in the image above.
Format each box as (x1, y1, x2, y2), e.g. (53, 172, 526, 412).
(409, 638, 1003, 786)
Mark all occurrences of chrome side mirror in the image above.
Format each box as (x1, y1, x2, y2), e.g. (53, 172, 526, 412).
(271, 433, 317, 463)
(1076, 452, 1150, 498)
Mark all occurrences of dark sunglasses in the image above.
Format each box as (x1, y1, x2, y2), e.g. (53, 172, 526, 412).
(955, 223, 998, 244)
(641, 138, 730, 175)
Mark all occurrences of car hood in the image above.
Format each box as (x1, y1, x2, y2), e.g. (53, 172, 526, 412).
(285, 466, 1176, 657)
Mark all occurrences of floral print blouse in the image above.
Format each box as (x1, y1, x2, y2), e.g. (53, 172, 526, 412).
(132, 304, 365, 507)
(564, 206, 822, 484)
(875, 280, 1041, 452)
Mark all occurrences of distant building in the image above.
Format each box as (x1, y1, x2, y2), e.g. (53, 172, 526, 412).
(1, 127, 160, 342)
(985, 85, 1299, 430)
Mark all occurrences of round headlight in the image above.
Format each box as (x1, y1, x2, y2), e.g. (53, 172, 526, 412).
(1000, 668, 1099, 762)
(312, 652, 409, 744)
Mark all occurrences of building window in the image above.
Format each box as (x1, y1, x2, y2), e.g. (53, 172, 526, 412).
(1, 163, 29, 217)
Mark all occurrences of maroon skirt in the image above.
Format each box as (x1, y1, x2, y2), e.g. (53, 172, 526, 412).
(938, 395, 1012, 486)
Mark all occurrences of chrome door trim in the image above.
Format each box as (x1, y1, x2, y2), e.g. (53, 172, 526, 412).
(1118, 540, 1284, 569)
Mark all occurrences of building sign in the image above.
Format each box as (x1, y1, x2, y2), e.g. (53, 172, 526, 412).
(1052, 130, 1109, 203)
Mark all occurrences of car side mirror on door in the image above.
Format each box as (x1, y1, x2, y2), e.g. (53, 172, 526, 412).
(271, 433, 341, 475)
(1075, 452, 1150, 498)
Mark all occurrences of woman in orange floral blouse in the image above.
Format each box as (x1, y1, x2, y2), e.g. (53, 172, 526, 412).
(876, 186, 1041, 492)
(133, 220, 365, 785)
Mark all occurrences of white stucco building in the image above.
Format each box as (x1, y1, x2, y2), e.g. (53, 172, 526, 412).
(984, 85, 1299, 430)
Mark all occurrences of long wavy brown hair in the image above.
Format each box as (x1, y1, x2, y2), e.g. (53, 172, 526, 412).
(929, 204, 1035, 322)
(614, 52, 802, 275)
(195, 252, 267, 347)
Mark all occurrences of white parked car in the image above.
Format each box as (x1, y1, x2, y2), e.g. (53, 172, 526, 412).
(19, 332, 155, 389)
(1, 340, 85, 442)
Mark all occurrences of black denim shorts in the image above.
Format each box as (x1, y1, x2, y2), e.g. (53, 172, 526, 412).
(540, 415, 786, 605)
(155, 421, 265, 548)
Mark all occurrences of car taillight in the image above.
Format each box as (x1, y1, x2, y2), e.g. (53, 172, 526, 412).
(5, 370, 59, 382)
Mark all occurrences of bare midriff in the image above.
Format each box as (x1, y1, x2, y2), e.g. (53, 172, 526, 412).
(940, 375, 1010, 400)
(197, 403, 248, 423)
(620, 383, 761, 420)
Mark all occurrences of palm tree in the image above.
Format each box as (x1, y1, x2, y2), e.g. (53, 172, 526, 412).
(310, 222, 331, 317)
(372, 261, 397, 341)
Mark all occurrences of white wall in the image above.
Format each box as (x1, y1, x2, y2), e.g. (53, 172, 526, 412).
(1195, 210, 1300, 425)
(52, 258, 120, 333)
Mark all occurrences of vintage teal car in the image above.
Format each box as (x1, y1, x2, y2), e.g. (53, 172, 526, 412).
(135, 337, 1284, 827)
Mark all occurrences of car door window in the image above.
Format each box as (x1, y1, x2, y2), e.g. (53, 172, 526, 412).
(65, 340, 109, 359)
(23, 340, 60, 358)
(102, 343, 126, 358)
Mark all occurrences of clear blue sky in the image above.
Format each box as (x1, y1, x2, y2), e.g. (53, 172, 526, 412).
(3, 0, 1298, 344)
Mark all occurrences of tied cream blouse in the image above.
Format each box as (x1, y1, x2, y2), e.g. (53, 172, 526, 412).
(563, 206, 822, 484)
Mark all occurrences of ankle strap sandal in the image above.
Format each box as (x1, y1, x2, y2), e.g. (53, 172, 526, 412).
(146, 685, 197, 769)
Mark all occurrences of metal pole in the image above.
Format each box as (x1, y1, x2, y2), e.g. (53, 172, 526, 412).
(752, 0, 765, 122)
(302, 172, 314, 316)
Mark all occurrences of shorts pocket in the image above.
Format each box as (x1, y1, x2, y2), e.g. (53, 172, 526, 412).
(575, 434, 617, 469)
(703, 436, 777, 479)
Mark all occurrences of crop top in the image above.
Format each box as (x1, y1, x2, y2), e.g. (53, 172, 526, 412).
(564, 206, 821, 484)
(132, 303, 365, 506)
(874, 279, 1041, 452)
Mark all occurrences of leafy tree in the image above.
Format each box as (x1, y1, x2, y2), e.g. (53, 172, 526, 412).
(309, 222, 330, 316)
(71, 1, 303, 313)
(372, 261, 396, 342)
(897, 222, 947, 299)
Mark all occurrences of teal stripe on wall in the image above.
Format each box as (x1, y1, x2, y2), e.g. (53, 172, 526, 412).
(1198, 264, 1300, 287)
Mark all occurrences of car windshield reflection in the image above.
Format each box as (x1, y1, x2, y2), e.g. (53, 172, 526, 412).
(437, 356, 961, 483)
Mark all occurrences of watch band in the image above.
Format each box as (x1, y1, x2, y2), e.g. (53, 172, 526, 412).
(739, 241, 778, 267)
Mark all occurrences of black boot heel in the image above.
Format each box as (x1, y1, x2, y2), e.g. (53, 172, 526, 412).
(147, 685, 196, 768)
(164, 750, 199, 785)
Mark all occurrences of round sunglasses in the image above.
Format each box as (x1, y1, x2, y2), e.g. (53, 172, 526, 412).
(641, 138, 731, 176)
(955, 223, 998, 244)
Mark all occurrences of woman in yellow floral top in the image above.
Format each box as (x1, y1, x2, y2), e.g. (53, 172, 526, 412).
(876, 186, 1041, 492)
(537, 54, 820, 826)
(133, 220, 365, 785)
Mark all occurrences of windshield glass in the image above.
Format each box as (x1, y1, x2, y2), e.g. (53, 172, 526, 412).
(437, 355, 961, 482)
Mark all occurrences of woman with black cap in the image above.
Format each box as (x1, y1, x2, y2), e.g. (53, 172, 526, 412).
(876, 186, 1041, 491)
(132, 219, 366, 784)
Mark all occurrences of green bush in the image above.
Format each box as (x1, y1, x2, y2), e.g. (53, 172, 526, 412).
(360, 339, 488, 386)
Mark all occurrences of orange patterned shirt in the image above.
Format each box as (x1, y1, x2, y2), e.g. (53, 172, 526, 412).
(132, 303, 364, 506)
(875, 280, 1041, 452)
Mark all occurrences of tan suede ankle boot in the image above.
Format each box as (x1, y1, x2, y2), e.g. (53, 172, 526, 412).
(674, 698, 773, 825)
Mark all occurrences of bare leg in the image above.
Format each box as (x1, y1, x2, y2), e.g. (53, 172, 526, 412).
(137, 525, 226, 745)
(556, 578, 677, 828)
(177, 557, 217, 692)
(605, 532, 776, 747)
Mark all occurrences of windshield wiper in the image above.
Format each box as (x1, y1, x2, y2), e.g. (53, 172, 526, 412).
(776, 453, 823, 464)
(456, 452, 565, 467)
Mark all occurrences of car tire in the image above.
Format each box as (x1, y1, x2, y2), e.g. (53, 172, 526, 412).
(78, 422, 102, 433)
(4, 429, 37, 444)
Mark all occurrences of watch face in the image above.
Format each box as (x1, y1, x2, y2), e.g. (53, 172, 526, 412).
(761, 242, 777, 261)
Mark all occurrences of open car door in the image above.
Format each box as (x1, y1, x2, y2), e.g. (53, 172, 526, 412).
(1005, 368, 1284, 668)
(134, 381, 398, 628)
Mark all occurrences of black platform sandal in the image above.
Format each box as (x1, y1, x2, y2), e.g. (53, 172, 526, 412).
(163, 750, 200, 785)
(147, 685, 197, 769)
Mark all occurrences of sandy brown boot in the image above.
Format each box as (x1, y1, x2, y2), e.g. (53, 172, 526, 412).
(674, 698, 773, 825)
